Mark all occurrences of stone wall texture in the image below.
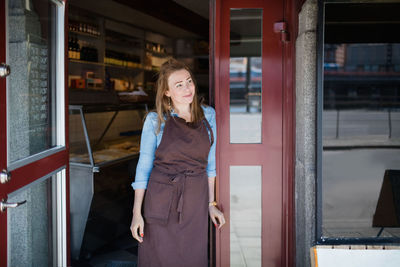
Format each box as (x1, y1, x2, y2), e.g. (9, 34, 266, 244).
(295, 0, 318, 266)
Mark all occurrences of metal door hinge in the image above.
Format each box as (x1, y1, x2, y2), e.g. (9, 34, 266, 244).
(274, 21, 289, 43)
(0, 63, 10, 78)
(0, 170, 11, 184)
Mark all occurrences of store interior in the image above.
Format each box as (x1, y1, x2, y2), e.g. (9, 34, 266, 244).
(67, 1, 210, 266)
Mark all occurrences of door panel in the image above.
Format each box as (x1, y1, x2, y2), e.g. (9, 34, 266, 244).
(0, 0, 68, 266)
(214, 0, 284, 266)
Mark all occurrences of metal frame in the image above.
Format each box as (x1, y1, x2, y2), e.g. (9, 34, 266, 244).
(316, 0, 325, 245)
(316, 0, 400, 245)
(55, 168, 67, 267)
(8, 147, 66, 171)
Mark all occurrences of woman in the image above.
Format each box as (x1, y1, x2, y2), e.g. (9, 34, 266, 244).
(130, 58, 225, 267)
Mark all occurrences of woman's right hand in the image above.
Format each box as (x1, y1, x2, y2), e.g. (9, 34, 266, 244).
(130, 212, 144, 243)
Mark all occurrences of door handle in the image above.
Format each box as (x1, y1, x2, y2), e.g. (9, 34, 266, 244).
(0, 63, 11, 78)
(0, 170, 11, 184)
(0, 199, 27, 212)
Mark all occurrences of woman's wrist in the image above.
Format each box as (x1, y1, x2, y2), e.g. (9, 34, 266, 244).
(208, 201, 217, 207)
(133, 208, 142, 215)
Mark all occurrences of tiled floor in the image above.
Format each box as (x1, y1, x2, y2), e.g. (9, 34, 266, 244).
(72, 235, 138, 267)
(230, 166, 262, 267)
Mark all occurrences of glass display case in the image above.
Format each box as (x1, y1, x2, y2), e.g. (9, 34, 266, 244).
(69, 103, 148, 260)
(69, 103, 147, 169)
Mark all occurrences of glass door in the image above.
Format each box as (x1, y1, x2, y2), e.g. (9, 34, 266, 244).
(0, 0, 68, 266)
(213, 0, 289, 266)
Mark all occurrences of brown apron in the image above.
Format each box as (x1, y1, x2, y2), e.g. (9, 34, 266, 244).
(138, 114, 214, 267)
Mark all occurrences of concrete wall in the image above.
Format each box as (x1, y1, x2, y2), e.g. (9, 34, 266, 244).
(295, 0, 318, 266)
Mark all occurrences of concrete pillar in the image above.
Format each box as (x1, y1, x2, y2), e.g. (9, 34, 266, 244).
(295, 0, 318, 266)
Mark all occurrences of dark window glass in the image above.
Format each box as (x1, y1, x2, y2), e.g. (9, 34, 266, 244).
(322, 3, 400, 239)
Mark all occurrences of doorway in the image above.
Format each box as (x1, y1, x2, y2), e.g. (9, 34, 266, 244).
(66, 0, 213, 266)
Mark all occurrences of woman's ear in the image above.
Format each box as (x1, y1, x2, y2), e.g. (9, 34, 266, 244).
(165, 90, 171, 97)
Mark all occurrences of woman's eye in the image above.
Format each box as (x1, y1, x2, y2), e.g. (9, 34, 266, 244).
(187, 79, 192, 83)
(176, 83, 182, 88)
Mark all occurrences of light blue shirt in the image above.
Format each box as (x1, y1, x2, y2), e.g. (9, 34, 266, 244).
(131, 105, 217, 190)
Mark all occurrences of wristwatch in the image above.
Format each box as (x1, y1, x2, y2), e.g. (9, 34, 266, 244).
(209, 201, 217, 207)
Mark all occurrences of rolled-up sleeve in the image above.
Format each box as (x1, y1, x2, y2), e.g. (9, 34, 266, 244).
(206, 107, 217, 178)
(131, 112, 157, 190)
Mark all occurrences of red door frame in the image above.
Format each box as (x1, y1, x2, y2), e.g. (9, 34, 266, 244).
(211, 0, 296, 266)
(0, 0, 70, 266)
(0, 0, 7, 263)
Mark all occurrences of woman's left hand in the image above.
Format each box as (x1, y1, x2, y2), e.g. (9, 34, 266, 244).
(209, 206, 226, 229)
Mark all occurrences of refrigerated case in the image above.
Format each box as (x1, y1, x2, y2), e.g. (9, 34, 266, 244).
(69, 103, 147, 260)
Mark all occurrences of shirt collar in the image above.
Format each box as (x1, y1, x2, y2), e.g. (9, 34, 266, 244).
(170, 108, 179, 117)
(163, 109, 179, 120)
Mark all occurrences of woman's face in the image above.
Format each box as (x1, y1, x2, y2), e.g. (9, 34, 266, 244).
(165, 69, 195, 107)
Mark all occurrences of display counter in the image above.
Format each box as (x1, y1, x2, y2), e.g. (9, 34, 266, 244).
(69, 103, 147, 260)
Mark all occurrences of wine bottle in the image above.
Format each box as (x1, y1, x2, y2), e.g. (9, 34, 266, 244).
(68, 37, 72, 59)
(76, 39, 81, 60)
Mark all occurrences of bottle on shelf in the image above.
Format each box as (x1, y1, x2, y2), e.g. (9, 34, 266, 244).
(68, 37, 72, 59)
(75, 38, 81, 60)
(69, 20, 100, 37)
(105, 49, 141, 68)
(78, 41, 98, 62)
(68, 37, 81, 60)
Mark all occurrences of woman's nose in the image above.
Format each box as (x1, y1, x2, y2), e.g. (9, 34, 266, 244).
(183, 82, 191, 90)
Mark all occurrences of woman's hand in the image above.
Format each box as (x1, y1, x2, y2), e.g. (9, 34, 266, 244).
(130, 212, 144, 243)
(209, 206, 226, 229)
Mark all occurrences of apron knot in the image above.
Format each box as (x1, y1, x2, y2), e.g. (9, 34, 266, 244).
(168, 169, 206, 224)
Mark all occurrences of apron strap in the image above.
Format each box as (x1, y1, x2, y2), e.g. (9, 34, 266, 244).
(203, 117, 214, 146)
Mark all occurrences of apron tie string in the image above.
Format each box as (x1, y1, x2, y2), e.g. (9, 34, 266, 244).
(177, 177, 185, 224)
(172, 170, 192, 224)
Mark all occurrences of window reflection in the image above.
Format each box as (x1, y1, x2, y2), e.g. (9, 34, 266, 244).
(322, 41, 400, 238)
(8, 174, 56, 266)
(8, 0, 58, 163)
(229, 9, 262, 143)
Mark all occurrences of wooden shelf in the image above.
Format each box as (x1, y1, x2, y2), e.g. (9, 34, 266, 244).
(176, 54, 209, 59)
(145, 49, 172, 58)
(69, 59, 103, 66)
(105, 63, 144, 72)
(69, 29, 100, 39)
(69, 87, 106, 91)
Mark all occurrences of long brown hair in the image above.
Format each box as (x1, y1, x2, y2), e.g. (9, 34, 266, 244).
(154, 58, 204, 133)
